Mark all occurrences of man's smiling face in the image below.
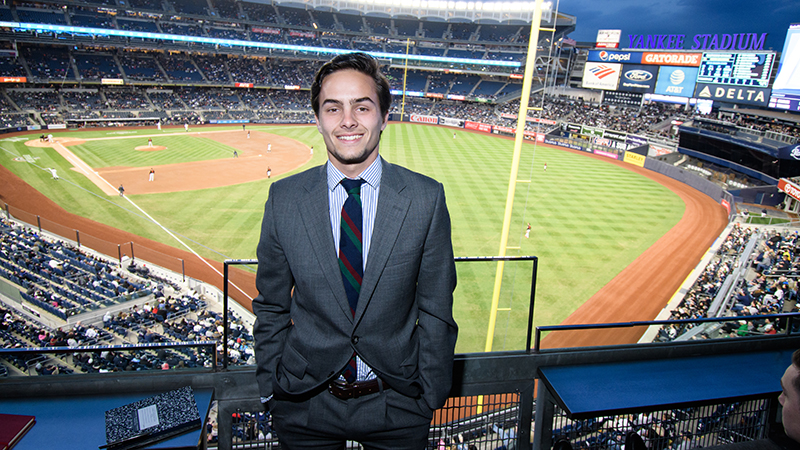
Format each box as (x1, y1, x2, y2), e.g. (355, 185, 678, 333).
(315, 69, 388, 178)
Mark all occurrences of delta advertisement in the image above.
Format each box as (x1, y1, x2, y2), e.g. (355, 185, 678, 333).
(694, 83, 771, 106)
(654, 66, 699, 97)
(582, 62, 621, 91)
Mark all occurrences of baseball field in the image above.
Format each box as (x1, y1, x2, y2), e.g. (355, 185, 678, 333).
(0, 123, 727, 353)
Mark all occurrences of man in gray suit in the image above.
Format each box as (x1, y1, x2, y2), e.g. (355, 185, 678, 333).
(252, 52, 458, 449)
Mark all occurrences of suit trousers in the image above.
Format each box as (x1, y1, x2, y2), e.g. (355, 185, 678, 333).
(270, 382, 432, 450)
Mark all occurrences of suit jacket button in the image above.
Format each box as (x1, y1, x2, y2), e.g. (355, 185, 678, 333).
(351, 336, 359, 344)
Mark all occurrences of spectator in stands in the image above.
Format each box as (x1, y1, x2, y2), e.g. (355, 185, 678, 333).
(780, 349, 800, 444)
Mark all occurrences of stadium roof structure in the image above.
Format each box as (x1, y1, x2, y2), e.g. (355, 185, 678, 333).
(268, 0, 558, 24)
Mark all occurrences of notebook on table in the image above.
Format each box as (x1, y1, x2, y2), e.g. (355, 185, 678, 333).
(102, 386, 201, 450)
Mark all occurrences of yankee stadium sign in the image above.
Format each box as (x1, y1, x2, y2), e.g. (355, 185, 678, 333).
(627, 32, 767, 51)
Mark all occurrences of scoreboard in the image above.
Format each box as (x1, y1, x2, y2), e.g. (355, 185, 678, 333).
(696, 52, 774, 87)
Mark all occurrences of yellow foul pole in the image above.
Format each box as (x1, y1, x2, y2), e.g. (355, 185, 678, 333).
(483, 0, 546, 353)
(401, 38, 410, 117)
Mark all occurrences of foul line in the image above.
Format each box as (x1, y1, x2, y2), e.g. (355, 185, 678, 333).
(50, 141, 252, 299)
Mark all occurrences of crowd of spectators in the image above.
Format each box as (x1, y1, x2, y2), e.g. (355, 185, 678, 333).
(732, 114, 800, 140)
(653, 224, 800, 343)
(0, 215, 256, 377)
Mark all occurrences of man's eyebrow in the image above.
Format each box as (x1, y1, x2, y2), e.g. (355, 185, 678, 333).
(321, 99, 342, 106)
(350, 97, 375, 105)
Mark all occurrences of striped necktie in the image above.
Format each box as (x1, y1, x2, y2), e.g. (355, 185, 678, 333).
(338, 178, 364, 382)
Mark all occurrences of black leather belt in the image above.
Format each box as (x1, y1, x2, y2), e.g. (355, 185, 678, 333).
(328, 378, 390, 400)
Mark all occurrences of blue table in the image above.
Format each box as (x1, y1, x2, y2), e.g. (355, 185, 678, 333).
(0, 388, 213, 449)
(538, 349, 791, 419)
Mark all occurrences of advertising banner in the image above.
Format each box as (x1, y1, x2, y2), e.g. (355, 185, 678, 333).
(581, 125, 604, 137)
(594, 149, 620, 159)
(642, 52, 702, 67)
(694, 83, 770, 106)
(593, 136, 628, 151)
(582, 62, 621, 90)
(649, 144, 675, 156)
(778, 142, 800, 161)
(778, 178, 800, 202)
(439, 117, 464, 127)
(654, 66, 699, 97)
(409, 114, 438, 125)
(603, 129, 628, 141)
(596, 29, 621, 49)
(587, 50, 643, 64)
(617, 64, 658, 93)
(721, 198, 731, 215)
(544, 137, 587, 152)
(465, 121, 492, 133)
(0, 76, 25, 83)
(623, 151, 646, 167)
(627, 134, 648, 148)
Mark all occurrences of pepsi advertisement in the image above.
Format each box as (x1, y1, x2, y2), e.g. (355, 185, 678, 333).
(618, 64, 658, 93)
(587, 50, 643, 64)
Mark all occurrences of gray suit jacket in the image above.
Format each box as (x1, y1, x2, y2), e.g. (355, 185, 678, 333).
(252, 158, 457, 411)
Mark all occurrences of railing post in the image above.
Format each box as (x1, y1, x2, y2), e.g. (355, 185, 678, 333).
(36, 215, 41, 232)
(223, 261, 229, 370)
(516, 382, 535, 450)
(181, 259, 185, 282)
(533, 381, 555, 450)
(117, 244, 121, 265)
(76, 230, 80, 248)
(130, 242, 135, 262)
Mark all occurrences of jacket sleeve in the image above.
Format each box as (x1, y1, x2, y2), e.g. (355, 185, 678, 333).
(416, 183, 458, 410)
(252, 183, 294, 399)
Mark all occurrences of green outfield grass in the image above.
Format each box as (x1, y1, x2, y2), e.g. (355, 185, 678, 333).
(0, 124, 685, 353)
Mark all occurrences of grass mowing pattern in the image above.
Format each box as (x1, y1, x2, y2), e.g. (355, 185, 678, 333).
(0, 124, 684, 352)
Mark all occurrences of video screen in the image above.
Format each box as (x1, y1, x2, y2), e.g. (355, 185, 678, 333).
(769, 23, 800, 111)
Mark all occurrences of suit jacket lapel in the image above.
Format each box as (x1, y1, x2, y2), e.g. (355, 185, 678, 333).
(297, 164, 353, 318)
(355, 161, 410, 321)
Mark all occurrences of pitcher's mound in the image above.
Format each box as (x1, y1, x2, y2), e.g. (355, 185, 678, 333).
(136, 145, 167, 151)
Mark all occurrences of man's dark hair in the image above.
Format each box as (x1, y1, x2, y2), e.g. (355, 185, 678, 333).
(310, 52, 392, 118)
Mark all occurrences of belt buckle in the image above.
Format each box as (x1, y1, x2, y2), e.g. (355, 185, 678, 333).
(329, 379, 355, 400)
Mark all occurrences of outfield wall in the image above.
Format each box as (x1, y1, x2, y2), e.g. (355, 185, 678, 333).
(643, 157, 736, 220)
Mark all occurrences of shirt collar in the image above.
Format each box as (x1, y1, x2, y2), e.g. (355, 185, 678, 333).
(326, 155, 382, 191)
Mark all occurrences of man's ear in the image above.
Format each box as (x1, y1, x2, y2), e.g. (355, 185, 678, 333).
(381, 112, 389, 131)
